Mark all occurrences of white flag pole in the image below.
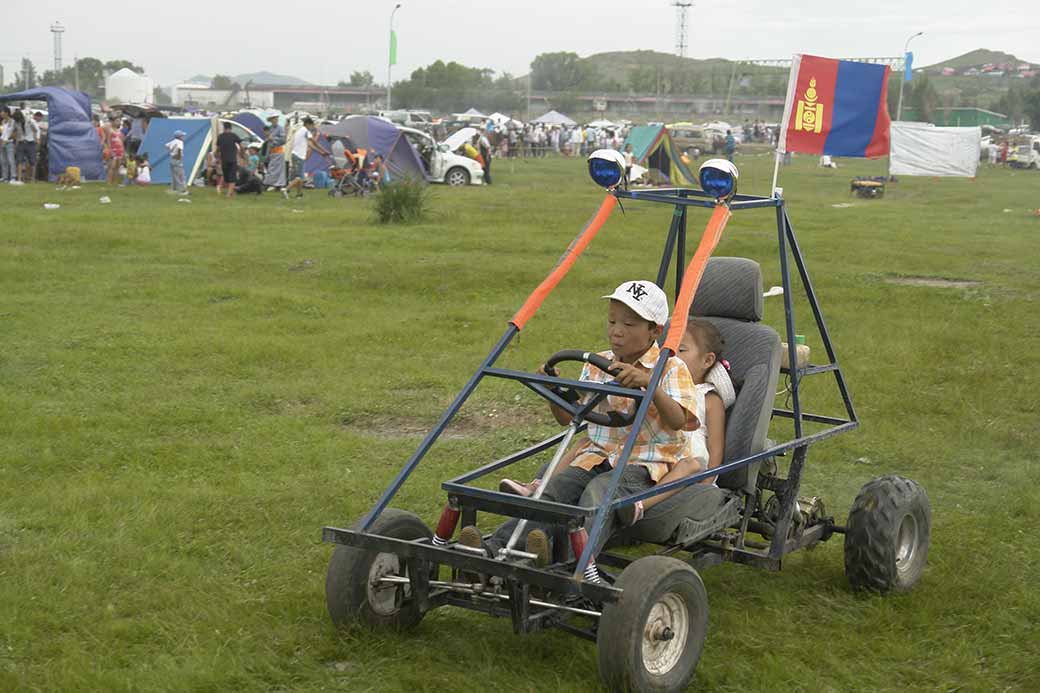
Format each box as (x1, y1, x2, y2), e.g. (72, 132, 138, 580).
(772, 54, 802, 198)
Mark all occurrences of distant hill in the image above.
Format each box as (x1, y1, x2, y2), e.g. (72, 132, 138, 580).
(923, 49, 1038, 71)
(181, 71, 311, 87)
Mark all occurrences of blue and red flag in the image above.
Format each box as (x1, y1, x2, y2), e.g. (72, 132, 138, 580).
(778, 54, 892, 158)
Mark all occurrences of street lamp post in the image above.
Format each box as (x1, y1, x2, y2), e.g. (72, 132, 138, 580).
(896, 31, 923, 121)
(387, 3, 401, 110)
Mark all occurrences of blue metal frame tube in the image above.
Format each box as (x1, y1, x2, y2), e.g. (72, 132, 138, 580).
(776, 201, 804, 438)
(572, 353, 672, 577)
(782, 208, 858, 424)
(359, 325, 518, 531)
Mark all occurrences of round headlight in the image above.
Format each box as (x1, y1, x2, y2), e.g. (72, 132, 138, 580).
(587, 149, 627, 189)
(698, 159, 739, 202)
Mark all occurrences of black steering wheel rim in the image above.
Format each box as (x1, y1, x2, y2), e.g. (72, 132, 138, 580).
(543, 349, 636, 428)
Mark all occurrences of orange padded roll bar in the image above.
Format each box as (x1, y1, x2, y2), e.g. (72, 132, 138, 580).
(663, 204, 732, 353)
(510, 194, 618, 330)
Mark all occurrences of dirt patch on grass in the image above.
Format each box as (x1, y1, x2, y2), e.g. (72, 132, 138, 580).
(885, 276, 982, 289)
(343, 406, 545, 440)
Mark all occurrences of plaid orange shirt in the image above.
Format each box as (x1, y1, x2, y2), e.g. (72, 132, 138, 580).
(573, 343, 697, 482)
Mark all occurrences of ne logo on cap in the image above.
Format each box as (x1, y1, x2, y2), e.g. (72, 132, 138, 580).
(626, 283, 648, 301)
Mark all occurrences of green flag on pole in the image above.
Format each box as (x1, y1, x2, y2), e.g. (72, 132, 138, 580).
(389, 30, 397, 66)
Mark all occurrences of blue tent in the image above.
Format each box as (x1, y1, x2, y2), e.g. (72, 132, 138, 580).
(319, 117, 426, 182)
(138, 117, 212, 185)
(231, 111, 265, 138)
(0, 87, 104, 181)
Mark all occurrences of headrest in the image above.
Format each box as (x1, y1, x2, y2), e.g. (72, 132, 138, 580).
(689, 257, 763, 322)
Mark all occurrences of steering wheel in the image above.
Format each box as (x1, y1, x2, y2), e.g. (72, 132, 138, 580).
(542, 349, 636, 428)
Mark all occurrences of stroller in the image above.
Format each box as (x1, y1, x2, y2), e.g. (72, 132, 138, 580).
(328, 138, 373, 198)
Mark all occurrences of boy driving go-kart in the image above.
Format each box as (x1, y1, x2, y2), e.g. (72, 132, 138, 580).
(458, 280, 698, 580)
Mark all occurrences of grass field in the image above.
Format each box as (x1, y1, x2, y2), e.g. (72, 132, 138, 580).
(2, 155, 1039, 692)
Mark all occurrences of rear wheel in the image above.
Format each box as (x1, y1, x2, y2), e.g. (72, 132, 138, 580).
(844, 475, 930, 593)
(597, 556, 708, 692)
(445, 167, 470, 186)
(325, 508, 433, 630)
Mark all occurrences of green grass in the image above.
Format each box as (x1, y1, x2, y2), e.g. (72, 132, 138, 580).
(1, 156, 1039, 692)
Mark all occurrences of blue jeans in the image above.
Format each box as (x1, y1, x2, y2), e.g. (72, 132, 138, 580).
(1, 142, 15, 181)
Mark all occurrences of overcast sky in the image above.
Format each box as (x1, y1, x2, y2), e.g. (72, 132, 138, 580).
(2, 1, 1039, 88)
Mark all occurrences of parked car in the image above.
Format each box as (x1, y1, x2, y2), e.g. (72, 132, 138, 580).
(399, 126, 485, 186)
(667, 122, 709, 157)
(1008, 136, 1040, 169)
(381, 110, 434, 131)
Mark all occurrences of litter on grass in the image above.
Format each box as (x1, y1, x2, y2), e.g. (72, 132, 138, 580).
(99, 196, 111, 204)
(831, 203, 855, 208)
(43, 203, 60, 210)
(177, 198, 192, 204)
(763, 286, 784, 298)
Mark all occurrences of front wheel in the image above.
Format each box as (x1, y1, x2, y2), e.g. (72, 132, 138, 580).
(844, 475, 930, 593)
(445, 167, 470, 186)
(325, 508, 433, 630)
(597, 556, 708, 692)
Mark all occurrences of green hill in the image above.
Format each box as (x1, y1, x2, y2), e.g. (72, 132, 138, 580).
(923, 49, 1038, 71)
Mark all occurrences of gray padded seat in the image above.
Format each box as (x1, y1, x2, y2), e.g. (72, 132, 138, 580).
(615, 257, 782, 546)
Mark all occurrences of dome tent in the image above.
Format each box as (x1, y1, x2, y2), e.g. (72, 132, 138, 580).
(621, 125, 696, 186)
(0, 87, 104, 181)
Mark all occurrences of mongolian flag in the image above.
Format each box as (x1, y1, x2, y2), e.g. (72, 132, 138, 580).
(778, 54, 892, 158)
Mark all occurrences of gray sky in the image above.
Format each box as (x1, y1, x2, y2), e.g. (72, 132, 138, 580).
(3, 0, 1039, 88)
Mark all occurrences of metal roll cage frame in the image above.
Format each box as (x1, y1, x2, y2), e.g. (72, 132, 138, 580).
(324, 185, 858, 610)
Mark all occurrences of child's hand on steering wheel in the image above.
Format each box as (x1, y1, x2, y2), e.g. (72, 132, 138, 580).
(609, 362, 650, 389)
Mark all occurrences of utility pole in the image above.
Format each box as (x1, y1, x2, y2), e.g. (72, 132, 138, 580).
(50, 22, 65, 71)
(672, 1, 693, 58)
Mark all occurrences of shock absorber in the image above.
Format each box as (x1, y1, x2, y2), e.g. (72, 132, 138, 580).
(432, 499, 461, 546)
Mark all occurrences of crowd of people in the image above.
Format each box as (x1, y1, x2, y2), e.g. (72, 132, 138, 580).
(0, 104, 46, 184)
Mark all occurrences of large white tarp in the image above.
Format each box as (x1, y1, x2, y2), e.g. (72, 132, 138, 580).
(890, 122, 981, 177)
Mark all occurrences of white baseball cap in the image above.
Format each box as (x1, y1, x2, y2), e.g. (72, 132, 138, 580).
(602, 280, 669, 325)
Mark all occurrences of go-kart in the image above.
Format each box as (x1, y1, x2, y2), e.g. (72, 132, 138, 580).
(322, 160, 931, 691)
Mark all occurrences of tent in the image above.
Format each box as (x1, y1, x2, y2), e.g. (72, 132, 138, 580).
(890, 122, 981, 177)
(0, 87, 104, 181)
(231, 111, 266, 138)
(319, 117, 426, 182)
(138, 117, 212, 185)
(622, 125, 696, 186)
(587, 119, 617, 128)
(532, 110, 576, 126)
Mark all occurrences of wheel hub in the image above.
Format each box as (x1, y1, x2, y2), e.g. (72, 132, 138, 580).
(895, 514, 919, 575)
(641, 593, 689, 676)
(367, 553, 407, 616)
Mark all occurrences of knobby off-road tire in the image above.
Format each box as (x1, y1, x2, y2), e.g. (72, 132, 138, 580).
(844, 475, 930, 594)
(597, 556, 708, 692)
(325, 508, 432, 630)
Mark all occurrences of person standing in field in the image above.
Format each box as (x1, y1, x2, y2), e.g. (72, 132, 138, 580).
(105, 117, 125, 186)
(215, 122, 242, 199)
(725, 130, 736, 162)
(284, 117, 330, 199)
(263, 115, 287, 190)
(166, 130, 187, 194)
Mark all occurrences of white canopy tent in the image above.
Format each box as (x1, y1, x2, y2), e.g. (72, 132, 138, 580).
(890, 122, 981, 178)
(532, 110, 576, 126)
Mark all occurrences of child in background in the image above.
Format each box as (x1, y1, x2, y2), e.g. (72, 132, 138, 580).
(135, 154, 151, 185)
(123, 155, 138, 186)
